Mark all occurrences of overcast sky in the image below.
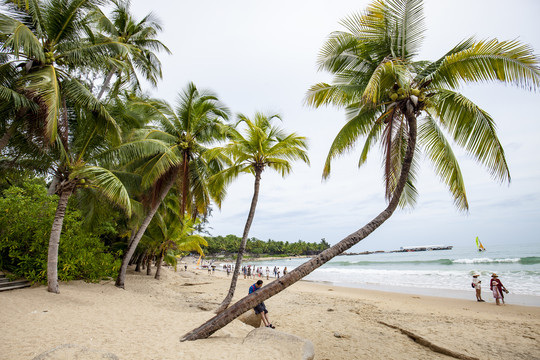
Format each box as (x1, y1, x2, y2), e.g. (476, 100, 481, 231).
(129, 0, 540, 251)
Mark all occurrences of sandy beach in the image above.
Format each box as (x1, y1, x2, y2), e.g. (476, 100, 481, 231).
(1, 266, 539, 360)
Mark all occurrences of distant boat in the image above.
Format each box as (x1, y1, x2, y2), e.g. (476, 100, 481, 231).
(476, 236, 486, 252)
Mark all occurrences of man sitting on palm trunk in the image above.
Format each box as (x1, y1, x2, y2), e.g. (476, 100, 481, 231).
(249, 280, 275, 328)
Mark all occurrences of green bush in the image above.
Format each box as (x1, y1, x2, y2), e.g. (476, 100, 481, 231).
(0, 181, 120, 283)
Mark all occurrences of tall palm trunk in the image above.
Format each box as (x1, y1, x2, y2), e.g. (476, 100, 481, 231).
(0, 122, 16, 152)
(181, 151, 189, 216)
(47, 185, 75, 293)
(97, 68, 116, 100)
(215, 166, 263, 313)
(135, 253, 144, 272)
(181, 113, 417, 341)
(115, 170, 178, 288)
(146, 255, 152, 275)
(155, 249, 164, 279)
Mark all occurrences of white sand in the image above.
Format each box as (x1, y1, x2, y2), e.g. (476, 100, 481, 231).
(1, 266, 539, 360)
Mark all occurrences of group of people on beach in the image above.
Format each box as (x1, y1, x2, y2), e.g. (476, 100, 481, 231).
(241, 265, 288, 280)
(472, 273, 508, 305)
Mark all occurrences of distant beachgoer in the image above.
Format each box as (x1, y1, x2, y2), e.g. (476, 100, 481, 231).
(471, 273, 484, 302)
(273, 266, 277, 278)
(283, 267, 288, 276)
(276, 267, 280, 279)
(226, 266, 231, 276)
(247, 266, 252, 278)
(265, 266, 270, 280)
(490, 273, 508, 305)
(242, 266, 247, 279)
(249, 280, 275, 329)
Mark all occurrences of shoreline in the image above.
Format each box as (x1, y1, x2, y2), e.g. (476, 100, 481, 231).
(209, 266, 540, 308)
(300, 278, 540, 307)
(2, 266, 539, 359)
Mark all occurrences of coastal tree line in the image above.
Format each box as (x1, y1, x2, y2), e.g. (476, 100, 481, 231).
(204, 235, 330, 257)
(1, 0, 538, 341)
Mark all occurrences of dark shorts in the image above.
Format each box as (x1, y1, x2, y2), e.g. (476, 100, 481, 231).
(254, 302, 268, 315)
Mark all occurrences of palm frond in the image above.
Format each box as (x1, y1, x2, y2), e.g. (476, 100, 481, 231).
(432, 38, 540, 90)
(23, 65, 61, 142)
(62, 78, 121, 139)
(0, 13, 44, 61)
(419, 114, 468, 211)
(323, 105, 379, 178)
(430, 89, 510, 183)
(73, 165, 132, 217)
(385, 0, 425, 59)
(305, 83, 353, 108)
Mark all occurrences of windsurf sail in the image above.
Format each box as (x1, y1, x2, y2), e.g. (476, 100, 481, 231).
(476, 236, 486, 251)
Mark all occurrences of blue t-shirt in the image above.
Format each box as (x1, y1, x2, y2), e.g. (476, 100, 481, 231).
(249, 283, 260, 294)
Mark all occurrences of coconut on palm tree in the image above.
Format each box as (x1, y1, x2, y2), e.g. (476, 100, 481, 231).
(210, 112, 310, 313)
(113, 82, 230, 288)
(181, 0, 539, 340)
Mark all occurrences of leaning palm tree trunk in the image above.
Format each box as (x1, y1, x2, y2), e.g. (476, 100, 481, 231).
(47, 186, 75, 293)
(155, 250, 164, 280)
(0, 123, 16, 152)
(96, 68, 116, 101)
(181, 114, 417, 341)
(215, 168, 262, 313)
(115, 171, 178, 288)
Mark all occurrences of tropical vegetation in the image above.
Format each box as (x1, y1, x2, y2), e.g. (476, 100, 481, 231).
(0, 180, 121, 283)
(204, 235, 330, 257)
(1, 0, 538, 343)
(111, 82, 230, 288)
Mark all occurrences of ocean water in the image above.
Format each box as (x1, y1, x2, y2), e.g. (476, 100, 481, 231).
(242, 242, 540, 306)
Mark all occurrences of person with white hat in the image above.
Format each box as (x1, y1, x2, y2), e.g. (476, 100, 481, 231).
(471, 273, 485, 302)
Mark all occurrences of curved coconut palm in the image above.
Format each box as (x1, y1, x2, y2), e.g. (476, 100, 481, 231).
(182, 0, 539, 340)
(93, 0, 171, 100)
(211, 112, 310, 313)
(113, 82, 230, 288)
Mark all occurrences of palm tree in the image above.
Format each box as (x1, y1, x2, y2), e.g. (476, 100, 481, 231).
(181, 0, 539, 340)
(114, 82, 230, 288)
(211, 112, 310, 313)
(0, 0, 119, 151)
(2, 101, 133, 293)
(147, 211, 208, 280)
(93, 0, 171, 100)
(0, 0, 134, 293)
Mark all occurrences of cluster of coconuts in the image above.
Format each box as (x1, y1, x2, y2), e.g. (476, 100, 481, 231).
(44, 51, 55, 64)
(388, 86, 426, 106)
(78, 178, 90, 188)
